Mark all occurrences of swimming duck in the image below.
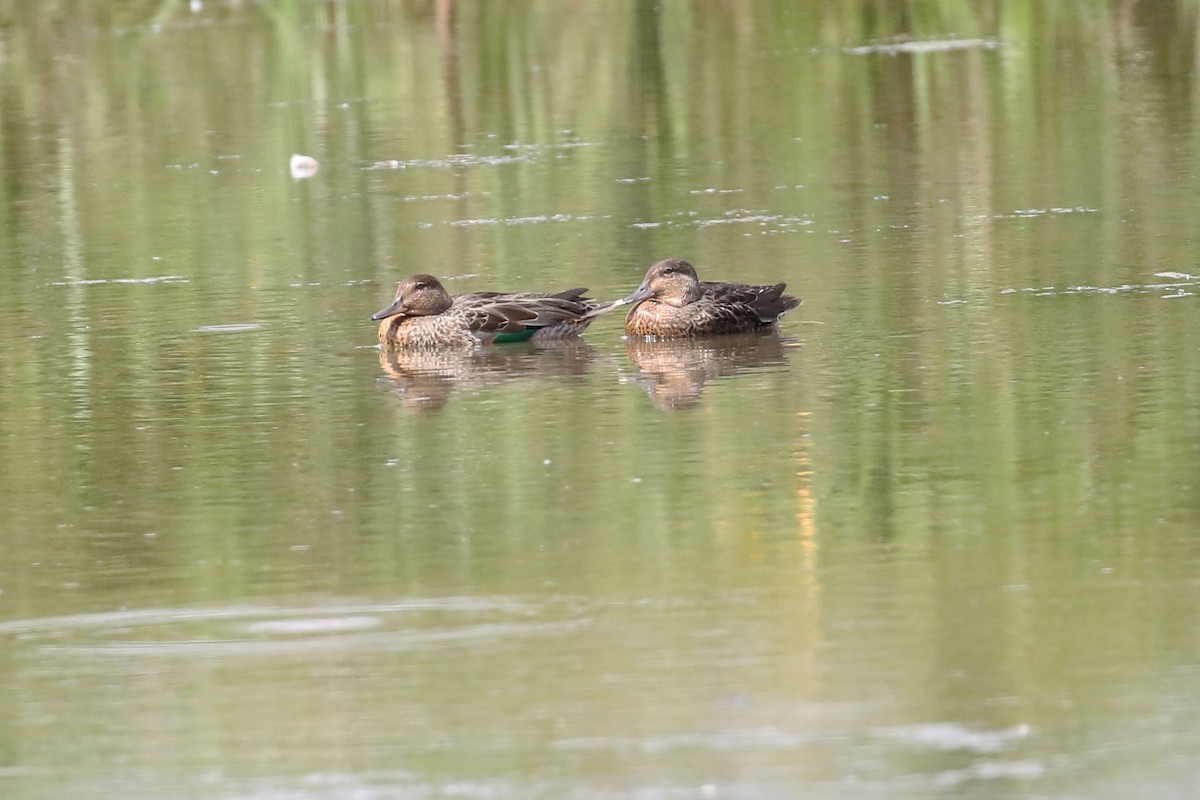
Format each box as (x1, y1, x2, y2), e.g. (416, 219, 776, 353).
(373, 274, 613, 348)
(618, 258, 801, 338)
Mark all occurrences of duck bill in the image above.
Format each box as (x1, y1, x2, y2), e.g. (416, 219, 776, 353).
(371, 298, 407, 320)
(616, 282, 653, 307)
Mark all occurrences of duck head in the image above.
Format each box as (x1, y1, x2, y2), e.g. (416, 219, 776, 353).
(372, 274, 454, 320)
(618, 258, 703, 308)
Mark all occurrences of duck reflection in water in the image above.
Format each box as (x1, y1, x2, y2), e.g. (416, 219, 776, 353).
(624, 331, 794, 411)
(377, 340, 598, 411)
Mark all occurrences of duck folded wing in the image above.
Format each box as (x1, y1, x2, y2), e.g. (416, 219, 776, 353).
(749, 284, 801, 322)
(700, 281, 779, 304)
(701, 282, 758, 305)
(515, 297, 595, 327)
(548, 287, 589, 302)
(463, 302, 541, 333)
(689, 301, 767, 332)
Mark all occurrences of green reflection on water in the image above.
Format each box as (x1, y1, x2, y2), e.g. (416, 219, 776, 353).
(2, 1, 1200, 799)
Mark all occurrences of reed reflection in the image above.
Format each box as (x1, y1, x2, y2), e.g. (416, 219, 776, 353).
(623, 332, 793, 411)
(377, 341, 598, 411)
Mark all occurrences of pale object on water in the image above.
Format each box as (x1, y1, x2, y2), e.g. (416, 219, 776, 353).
(289, 153, 320, 179)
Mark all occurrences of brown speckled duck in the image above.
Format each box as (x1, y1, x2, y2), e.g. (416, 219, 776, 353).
(373, 274, 614, 348)
(618, 258, 801, 339)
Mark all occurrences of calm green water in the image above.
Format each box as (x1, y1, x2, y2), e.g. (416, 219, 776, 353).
(2, 1, 1200, 798)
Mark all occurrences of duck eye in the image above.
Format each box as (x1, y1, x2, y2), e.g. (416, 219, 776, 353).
(662, 267, 676, 275)
(414, 282, 428, 290)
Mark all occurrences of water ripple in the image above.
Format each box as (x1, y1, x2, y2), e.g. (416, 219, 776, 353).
(869, 722, 1032, 754)
(991, 206, 1099, 219)
(846, 38, 1003, 55)
(998, 275, 1199, 298)
(196, 323, 264, 333)
(448, 213, 611, 227)
(50, 275, 189, 286)
(0, 598, 590, 659)
(0, 598, 534, 634)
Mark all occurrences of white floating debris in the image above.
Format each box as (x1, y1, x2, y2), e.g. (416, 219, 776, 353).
(289, 153, 320, 179)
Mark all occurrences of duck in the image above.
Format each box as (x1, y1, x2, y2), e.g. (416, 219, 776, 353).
(617, 258, 801, 338)
(373, 274, 613, 348)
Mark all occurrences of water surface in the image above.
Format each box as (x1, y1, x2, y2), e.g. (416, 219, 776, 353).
(1, 2, 1199, 798)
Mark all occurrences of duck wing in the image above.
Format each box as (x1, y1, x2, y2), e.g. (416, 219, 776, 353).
(455, 299, 539, 334)
(700, 281, 767, 305)
(547, 287, 589, 302)
(701, 281, 801, 323)
(509, 295, 598, 328)
(452, 292, 594, 334)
